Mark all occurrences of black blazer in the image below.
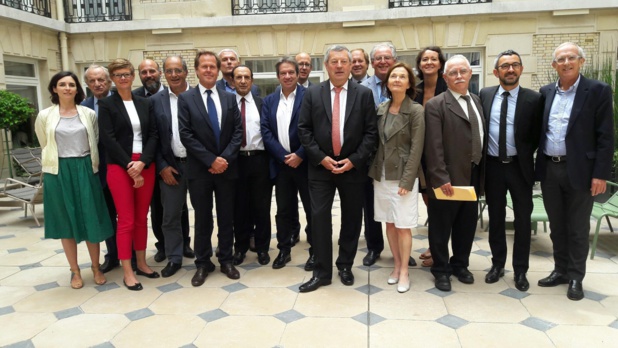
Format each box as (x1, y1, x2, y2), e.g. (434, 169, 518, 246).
(414, 76, 448, 105)
(480, 85, 543, 186)
(298, 79, 378, 182)
(261, 85, 307, 179)
(178, 85, 242, 180)
(535, 75, 614, 189)
(132, 85, 167, 98)
(98, 92, 158, 168)
(151, 88, 191, 175)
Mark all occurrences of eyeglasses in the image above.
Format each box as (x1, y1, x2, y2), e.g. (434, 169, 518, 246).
(446, 69, 470, 77)
(298, 63, 312, 68)
(164, 68, 185, 75)
(373, 56, 394, 62)
(112, 73, 132, 79)
(498, 62, 522, 70)
(554, 55, 581, 64)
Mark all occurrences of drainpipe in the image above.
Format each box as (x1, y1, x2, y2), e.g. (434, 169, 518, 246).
(56, 0, 69, 70)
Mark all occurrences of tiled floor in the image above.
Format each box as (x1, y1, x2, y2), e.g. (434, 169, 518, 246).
(1, 193, 618, 347)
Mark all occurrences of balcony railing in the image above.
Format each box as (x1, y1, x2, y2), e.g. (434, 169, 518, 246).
(64, 0, 132, 23)
(0, 0, 51, 17)
(390, 0, 491, 8)
(232, 0, 327, 15)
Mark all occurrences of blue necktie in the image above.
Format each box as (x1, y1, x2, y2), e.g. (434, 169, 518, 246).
(206, 90, 220, 148)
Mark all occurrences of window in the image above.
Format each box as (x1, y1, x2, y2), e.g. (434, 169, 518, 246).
(244, 57, 323, 96)
(233, 0, 327, 15)
(4, 57, 42, 148)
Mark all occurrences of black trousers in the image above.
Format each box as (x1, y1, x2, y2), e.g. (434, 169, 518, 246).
(233, 152, 273, 254)
(102, 185, 118, 261)
(309, 176, 365, 280)
(428, 164, 480, 277)
(189, 176, 236, 266)
(541, 161, 594, 282)
(274, 163, 312, 253)
(485, 157, 532, 274)
(363, 176, 384, 253)
(150, 180, 191, 252)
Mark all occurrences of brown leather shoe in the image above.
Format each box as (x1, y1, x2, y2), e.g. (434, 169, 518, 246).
(220, 263, 240, 280)
(191, 267, 209, 287)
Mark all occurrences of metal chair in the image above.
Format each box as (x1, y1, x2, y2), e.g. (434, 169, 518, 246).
(590, 181, 618, 259)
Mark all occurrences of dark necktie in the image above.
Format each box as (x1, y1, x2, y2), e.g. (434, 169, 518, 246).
(240, 97, 247, 148)
(206, 90, 220, 148)
(499, 91, 510, 161)
(461, 95, 482, 165)
(332, 87, 343, 156)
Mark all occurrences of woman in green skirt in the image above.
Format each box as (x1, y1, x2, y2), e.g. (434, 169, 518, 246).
(34, 71, 113, 289)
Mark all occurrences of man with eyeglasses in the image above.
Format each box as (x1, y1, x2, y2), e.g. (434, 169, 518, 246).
(298, 45, 378, 292)
(359, 42, 398, 267)
(424, 55, 486, 292)
(536, 42, 614, 301)
(480, 50, 543, 291)
(149, 56, 196, 277)
(295, 52, 313, 88)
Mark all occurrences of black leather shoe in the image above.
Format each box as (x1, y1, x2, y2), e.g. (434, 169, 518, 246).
(183, 245, 195, 259)
(299, 277, 332, 293)
(538, 271, 569, 287)
(485, 266, 505, 284)
(290, 234, 300, 246)
(453, 268, 474, 284)
(233, 251, 246, 266)
(304, 254, 315, 271)
(435, 275, 451, 292)
(100, 259, 119, 273)
(362, 250, 380, 266)
(257, 251, 270, 265)
(136, 269, 160, 279)
(161, 262, 182, 278)
(221, 263, 240, 279)
(272, 251, 291, 269)
(191, 267, 209, 287)
(204, 260, 216, 273)
(514, 273, 530, 291)
(154, 249, 166, 263)
(338, 268, 354, 286)
(123, 279, 143, 291)
(249, 236, 257, 252)
(567, 280, 584, 301)
(408, 257, 417, 267)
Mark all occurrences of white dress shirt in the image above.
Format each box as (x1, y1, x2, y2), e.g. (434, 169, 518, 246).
(276, 87, 297, 153)
(236, 92, 264, 151)
(170, 84, 190, 158)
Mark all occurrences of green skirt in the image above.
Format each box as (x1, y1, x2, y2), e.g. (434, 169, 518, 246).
(43, 156, 113, 243)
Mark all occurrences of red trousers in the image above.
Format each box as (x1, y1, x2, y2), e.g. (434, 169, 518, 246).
(107, 154, 155, 260)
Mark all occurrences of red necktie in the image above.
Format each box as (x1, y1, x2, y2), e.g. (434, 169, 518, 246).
(241, 97, 247, 148)
(332, 87, 343, 156)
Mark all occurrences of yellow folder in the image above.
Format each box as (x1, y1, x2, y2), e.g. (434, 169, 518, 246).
(433, 186, 477, 201)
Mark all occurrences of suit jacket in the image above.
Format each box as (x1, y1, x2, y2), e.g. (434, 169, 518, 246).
(414, 76, 448, 105)
(535, 75, 614, 189)
(480, 85, 543, 186)
(216, 79, 260, 97)
(178, 85, 242, 180)
(424, 90, 487, 198)
(298, 79, 378, 182)
(132, 85, 167, 98)
(98, 92, 158, 168)
(151, 87, 192, 175)
(82, 94, 112, 187)
(368, 97, 425, 191)
(261, 85, 307, 179)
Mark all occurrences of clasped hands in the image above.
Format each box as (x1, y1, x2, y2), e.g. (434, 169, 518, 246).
(209, 157, 228, 174)
(321, 156, 354, 174)
(127, 160, 145, 188)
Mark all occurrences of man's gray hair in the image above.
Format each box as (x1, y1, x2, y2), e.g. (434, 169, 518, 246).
(370, 42, 397, 61)
(218, 48, 240, 59)
(552, 42, 586, 60)
(324, 45, 352, 63)
(443, 54, 471, 73)
(84, 64, 110, 81)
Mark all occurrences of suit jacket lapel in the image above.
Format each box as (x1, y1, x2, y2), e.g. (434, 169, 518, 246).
(191, 86, 213, 132)
(542, 84, 556, 134)
(321, 82, 332, 122)
(112, 93, 132, 129)
(218, 88, 228, 126)
(344, 80, 357, 124)
(482, 86, 499, 127)
(567, 75, 589, 135)
(445, 91, 468, 122)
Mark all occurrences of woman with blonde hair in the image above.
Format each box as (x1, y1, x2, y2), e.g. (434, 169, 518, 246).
(35, 71, 113, 289)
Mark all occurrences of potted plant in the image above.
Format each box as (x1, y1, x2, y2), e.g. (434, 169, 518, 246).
(0, 90, 36, 177)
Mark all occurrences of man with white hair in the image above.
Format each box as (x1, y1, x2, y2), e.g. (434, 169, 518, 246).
(216, 48, 260, 97)
(424, 55, 486, 292)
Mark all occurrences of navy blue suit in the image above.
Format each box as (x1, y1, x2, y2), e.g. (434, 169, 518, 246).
(261, 85, 312, 253)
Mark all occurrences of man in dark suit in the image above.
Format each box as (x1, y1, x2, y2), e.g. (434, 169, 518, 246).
(179, 50, 243, 286)
(261, 57, 313, 270)
(480, 50, 543, 291)
(298, 45, 378, 292)
(230, 64, 273, 266)
(295, 52, 313, 88)
(82, 64, 118, 273)
(150, 56, 195, 278)
(216, 49, 260, 97)
(133, 59, 165, 97)
(424, 55, 486, 292)
(536, 42, 614, 301)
